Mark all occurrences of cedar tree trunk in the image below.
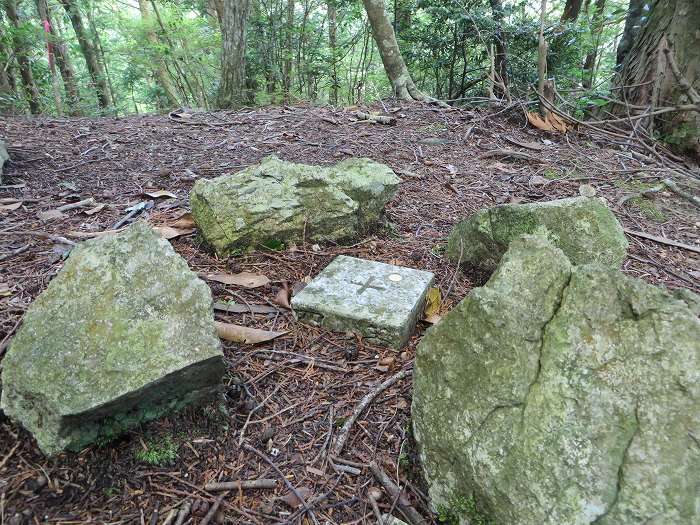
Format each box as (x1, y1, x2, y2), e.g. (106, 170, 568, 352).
(217, 0, 251, 108)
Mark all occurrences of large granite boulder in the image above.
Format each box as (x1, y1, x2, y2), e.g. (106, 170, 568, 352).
(0, 139, 8, 183)
(413, 234, 700, 525)
(446, 196, 628, 271)
(0, 222, 224, 456)
(191, 156, 400, 256)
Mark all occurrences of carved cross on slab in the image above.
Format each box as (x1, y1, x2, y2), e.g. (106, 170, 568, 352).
(352, 276, 386, 295)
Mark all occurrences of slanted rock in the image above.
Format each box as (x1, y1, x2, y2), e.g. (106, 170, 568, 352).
(0, 222, 224, 456)
(413, 234, 700, 525)
(0, 139, 8, 183)
(190, 156, 399, 256)
(446, 196, 628, 271)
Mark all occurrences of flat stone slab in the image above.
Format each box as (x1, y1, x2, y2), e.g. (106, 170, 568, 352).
(291, 256, 434, 348)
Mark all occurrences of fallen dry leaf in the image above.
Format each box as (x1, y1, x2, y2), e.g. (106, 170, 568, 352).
(378, 356, 396, 367)
(169, 212, 195, 229)
(215, 321, 286, 344)
(153, 225, 195, 239)
(144, 189, 177, 199)
(280, 487, 314, 508)
(82, 204, 105, 216)
(38, 209, 67, 221)
(0, 282, 11, 296)
(273, 281, 291, 309)
(526, 111, 569, 133)
(0, 202, 22, 212)
(200, 271, 270, 288)
(424, 287, 441, 319)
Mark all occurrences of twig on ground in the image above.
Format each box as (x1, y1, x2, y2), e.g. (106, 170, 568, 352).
(172, 501, 191, 525)
(332, 369, 410, 456)
(369, 461, 425, 525)
(624, 228, 700, 254)
(204, 479, 277, 491)
(0, 244, 29, 262)
(477, 148, 543, 162)
(354, 112, 396, 125)
(200, 493, 226, 525)
(56, 197, 96, 212)
(661, 179, 700, 208)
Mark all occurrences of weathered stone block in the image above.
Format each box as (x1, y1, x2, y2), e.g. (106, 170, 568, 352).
(446, 196, 628, 271)
(413, 234, 700, 525)
(0, 222, 224, 456)
(190, 156, 399, 256)
(291, 256, 434, 349)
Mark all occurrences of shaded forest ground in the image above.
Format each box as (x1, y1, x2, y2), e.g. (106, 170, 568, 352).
(1, 103, 699, 524)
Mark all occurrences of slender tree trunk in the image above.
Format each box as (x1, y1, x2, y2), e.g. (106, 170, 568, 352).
(561, 0, 583, 22)
(489, 0, 509, 98)
(4, 0, 41, 114)
(209, 0, 223, 26)
(59, 0, 110, 109)
(217, 0, 251, 108)
(362, 0, 424, 101)
(39, 1, 81, 115)
(138, 0, 178, 109)
(616, 0, 643, 68)
(614, 0, 700, 157)
(85, 7, 116, 108)
(328, 0, 338, 105)
(282, 0, 294, 103)
(36, 0, 64, 115)
(0, 35, 16, 113)
(582, 0, 606, 88)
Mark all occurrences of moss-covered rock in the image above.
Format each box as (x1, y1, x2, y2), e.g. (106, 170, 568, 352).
(190, 156, 399, 256)
(446, 196, 627, 271)
(0, 222, 224, 456)
(413, 235, 700, 525)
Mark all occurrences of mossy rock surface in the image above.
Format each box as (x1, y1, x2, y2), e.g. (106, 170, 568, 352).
(413, 234, 700, 525)
(190, 156, 399, 256)
(0, 222, 224, 456)
(446, 196, 628, 271)
(0, 139, 8, 183)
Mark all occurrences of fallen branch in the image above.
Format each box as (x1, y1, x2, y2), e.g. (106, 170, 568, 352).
(477, 148, 543, 163)
(661, 178, 700, 208)
(369, 461, 425, 525)
(4, 230, 75, 246)
(56, 197, 96, 212)
(332, 369, 410, 456)
(0, 244, 29, 262)
(355, 112, 396, 125)
(172, 501, 191, 525)
(213, 302, 279, 315)
(204, 479, 277, 491)
(624, 228, 700, 254)
(200, 493, 225, 525)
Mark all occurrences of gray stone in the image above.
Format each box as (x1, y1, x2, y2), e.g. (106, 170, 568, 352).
(0, 139, 8, 183)
(0, 222, 224, 456)
(190, 156, 399, 256)
(446, 196, 628, 271)
(413, 234, 700, 525)
(291, 256, 434, 349)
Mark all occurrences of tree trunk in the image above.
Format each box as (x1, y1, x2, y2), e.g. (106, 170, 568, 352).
(561, 0, 583, 22)
(489, 0, 509, 98)
(613, 0, 700, 157)
(0, 35, 17, 113)
(362, 0, 424, 101)
(582, 0, 606, 88)
(59, 0, 111, 109)
(138, 0, 178, 109)
(37, 0, 81, 115)
(85, 6, 116, 108)
(217, 0, 251, 108)
(283, 0, 294, 103)
(328, 0, 338, 105)
(4, 0, 41, 114)
(615, 0, 643, 68)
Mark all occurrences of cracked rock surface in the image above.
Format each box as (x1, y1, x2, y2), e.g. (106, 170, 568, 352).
(190, 155, 399, 256)
(446, 196, 628, 272)
(412, 234, 700, 525)
(0, 222, 224, 456)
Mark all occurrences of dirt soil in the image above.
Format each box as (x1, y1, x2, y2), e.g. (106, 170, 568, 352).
(1, 103, 698, 525)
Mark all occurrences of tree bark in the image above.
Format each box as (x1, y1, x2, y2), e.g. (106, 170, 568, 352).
(217, 0, 251, 108)
(37, 0, 81, 115)
(0, 34, 17, 113)
(59, 0, 111, 109)
(3, 0, 41, 114)
(561, 0, 583, 22)
(489, 0, 509, 98)
(613, 0, 700, 157)
(283, 0, 294, 103)
(328, 0, 338, 105)
(362, 0, 424, 101)
(615, 0, 643, 68)
(582, 0, 606, 88)
(138, 0, 178, 109)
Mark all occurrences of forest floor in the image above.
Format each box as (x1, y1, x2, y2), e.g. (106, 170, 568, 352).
(1, 103, 699, 525)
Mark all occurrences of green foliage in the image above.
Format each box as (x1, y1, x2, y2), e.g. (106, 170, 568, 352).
(135, 435, 179, 466)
